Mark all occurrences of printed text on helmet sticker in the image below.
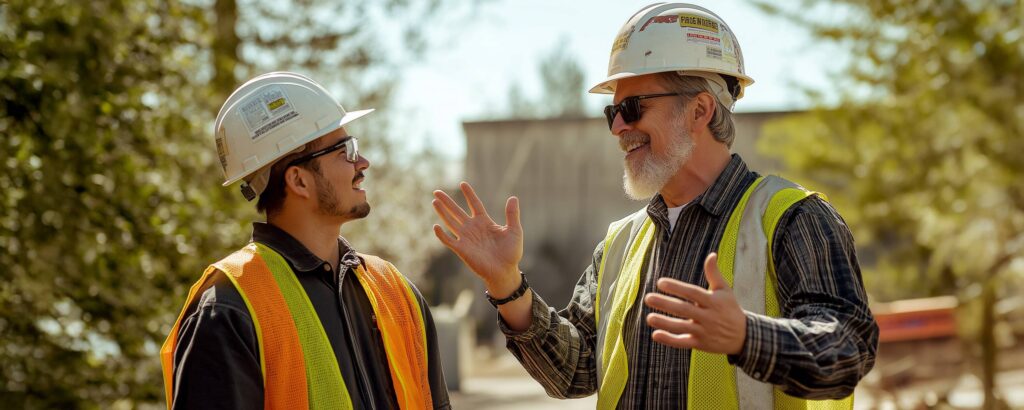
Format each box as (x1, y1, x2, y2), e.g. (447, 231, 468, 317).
(237, 85, 301, 140)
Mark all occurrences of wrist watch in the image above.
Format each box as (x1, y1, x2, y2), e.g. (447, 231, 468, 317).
(485, 272, 529, 307)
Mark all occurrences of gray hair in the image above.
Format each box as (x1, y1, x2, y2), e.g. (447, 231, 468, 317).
(655, 72, 736, 147)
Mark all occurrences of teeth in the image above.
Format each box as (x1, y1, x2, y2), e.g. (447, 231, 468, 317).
(624, 142, 646, 152)
(353, 180, 362, 189)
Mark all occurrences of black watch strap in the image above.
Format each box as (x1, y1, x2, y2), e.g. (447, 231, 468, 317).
(486, 272, 529, 307)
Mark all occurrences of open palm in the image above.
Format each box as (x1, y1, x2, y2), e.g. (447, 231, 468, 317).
(432, 182, 523, 286)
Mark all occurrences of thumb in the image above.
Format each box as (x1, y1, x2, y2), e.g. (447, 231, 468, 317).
(703, 253, 729, 291)
(505, 196, 522, 233)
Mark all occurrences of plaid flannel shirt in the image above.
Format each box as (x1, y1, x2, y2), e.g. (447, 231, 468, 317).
(500, 155, 878, 408)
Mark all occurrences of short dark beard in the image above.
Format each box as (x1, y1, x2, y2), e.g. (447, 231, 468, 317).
(312, 165, 371, 220)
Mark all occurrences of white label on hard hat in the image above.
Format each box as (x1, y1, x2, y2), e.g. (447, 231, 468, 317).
(238, 85, 300, 140)
(706, 46, 723, 60)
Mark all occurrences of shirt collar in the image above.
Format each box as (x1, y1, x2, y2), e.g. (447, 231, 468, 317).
(251, 222, 361, 272)
(646, 154, 756, 219)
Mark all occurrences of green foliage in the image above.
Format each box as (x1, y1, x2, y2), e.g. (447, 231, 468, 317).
(754, 0, 1024, 300)
(753, 1, 1022, 406)
(0, 0, 476, 407)
(0, 0, 247, 407)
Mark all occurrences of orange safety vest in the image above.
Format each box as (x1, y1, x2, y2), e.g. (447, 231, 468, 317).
(160, 242, 433, 410)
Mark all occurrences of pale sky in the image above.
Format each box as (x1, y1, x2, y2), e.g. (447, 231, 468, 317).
(391, 0, 849, 159)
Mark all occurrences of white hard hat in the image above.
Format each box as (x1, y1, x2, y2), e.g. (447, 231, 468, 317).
(214, 72, 373, 200)
(590, 3, 754, 107)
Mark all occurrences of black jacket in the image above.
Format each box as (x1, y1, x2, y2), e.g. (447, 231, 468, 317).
(170, 222, 450, 409)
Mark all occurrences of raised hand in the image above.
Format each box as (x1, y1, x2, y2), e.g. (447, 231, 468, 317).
(432, 182, 524, 292)
(642, 253, 748, 355)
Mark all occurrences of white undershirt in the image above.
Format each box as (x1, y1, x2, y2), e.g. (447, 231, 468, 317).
(667, 204, 685, 232)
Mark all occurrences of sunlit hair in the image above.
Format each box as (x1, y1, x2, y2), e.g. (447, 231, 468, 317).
(655, 72, 736, 147)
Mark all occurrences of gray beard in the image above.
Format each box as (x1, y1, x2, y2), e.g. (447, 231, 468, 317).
(622, 122, 695, 201)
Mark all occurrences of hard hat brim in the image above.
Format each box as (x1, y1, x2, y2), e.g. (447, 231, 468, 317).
(338, 108, 375, 128)
(588, 69, 754, 95)
(589, 71, 654, 94)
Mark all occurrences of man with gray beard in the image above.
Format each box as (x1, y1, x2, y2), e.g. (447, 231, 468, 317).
(431, 3, 877, 409)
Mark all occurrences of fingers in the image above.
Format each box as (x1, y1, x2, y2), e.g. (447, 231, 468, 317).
(432, 224, 457, 249)
(505, 196, 522, 233)
(646, 312, 701, 335)
(655, 277, 712, 307)
(460, 181, 490, 218)
(704, 253, 730, 290)
(432, 199, 462, 234)
(433, 190, 470, 224)
(650, 329, 699, 350)
(644, 293, 707, 323)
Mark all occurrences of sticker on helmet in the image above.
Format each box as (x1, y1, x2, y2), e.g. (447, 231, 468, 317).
(686, 32, 721, 46)
(639, 15, 679, 31)
(215, 135, 229, 171)
(678, 14, 719, 33)
(238, 85, 301, 140)
(720, 27, 734, 54)
(706, 46, 723, 60)
(611, 24, 635, 54)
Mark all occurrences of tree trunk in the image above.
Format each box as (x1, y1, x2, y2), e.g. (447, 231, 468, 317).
(980, 277, 997, 410)
(212, 0, 239, 100)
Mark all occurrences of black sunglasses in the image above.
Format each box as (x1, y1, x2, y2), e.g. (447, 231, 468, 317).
(603, 93, 682, 130)
(288, 136, 359, 167)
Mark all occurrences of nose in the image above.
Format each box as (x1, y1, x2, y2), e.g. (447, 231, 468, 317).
(356, 155, 370, 171)
(610, 110, 632, 137)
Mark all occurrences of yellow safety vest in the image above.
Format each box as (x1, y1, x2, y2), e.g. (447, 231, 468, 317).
(160, 242, 433, 410)
(593, 176, 853, 409)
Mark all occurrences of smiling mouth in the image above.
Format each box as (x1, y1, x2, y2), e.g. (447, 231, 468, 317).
(623, 141, 649, 155)
(352, 173, 364, 190)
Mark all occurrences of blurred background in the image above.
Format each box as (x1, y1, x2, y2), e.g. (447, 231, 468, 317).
(1, 0, 1022, 409)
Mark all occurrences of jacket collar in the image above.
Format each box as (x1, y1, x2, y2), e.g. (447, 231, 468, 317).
(251, 222, 361, 272)
(647, 154, 757, 223)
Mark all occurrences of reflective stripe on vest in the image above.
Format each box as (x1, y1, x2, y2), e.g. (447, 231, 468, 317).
(594, 176, 853, 409)
(160, 243, 433, 410)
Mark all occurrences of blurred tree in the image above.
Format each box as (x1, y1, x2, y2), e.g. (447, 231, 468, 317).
(752, 1, 1023, 408)
(0, 1, 242, 407)
(0, 0, 479, 407)
(537, 40, 587, 118)
(506, 38, 587, 118)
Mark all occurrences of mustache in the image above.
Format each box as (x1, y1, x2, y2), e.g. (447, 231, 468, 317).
(352, 172, 365, 182)
(619, 130, 650, 152)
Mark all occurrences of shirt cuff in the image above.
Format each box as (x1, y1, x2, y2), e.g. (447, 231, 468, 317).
(727, 312, 787, 383)
(497, 291, 551, 342)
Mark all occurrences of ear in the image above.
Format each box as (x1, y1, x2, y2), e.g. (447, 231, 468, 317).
(689, 92, 716, 132)
(283, 166, 314, 199)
